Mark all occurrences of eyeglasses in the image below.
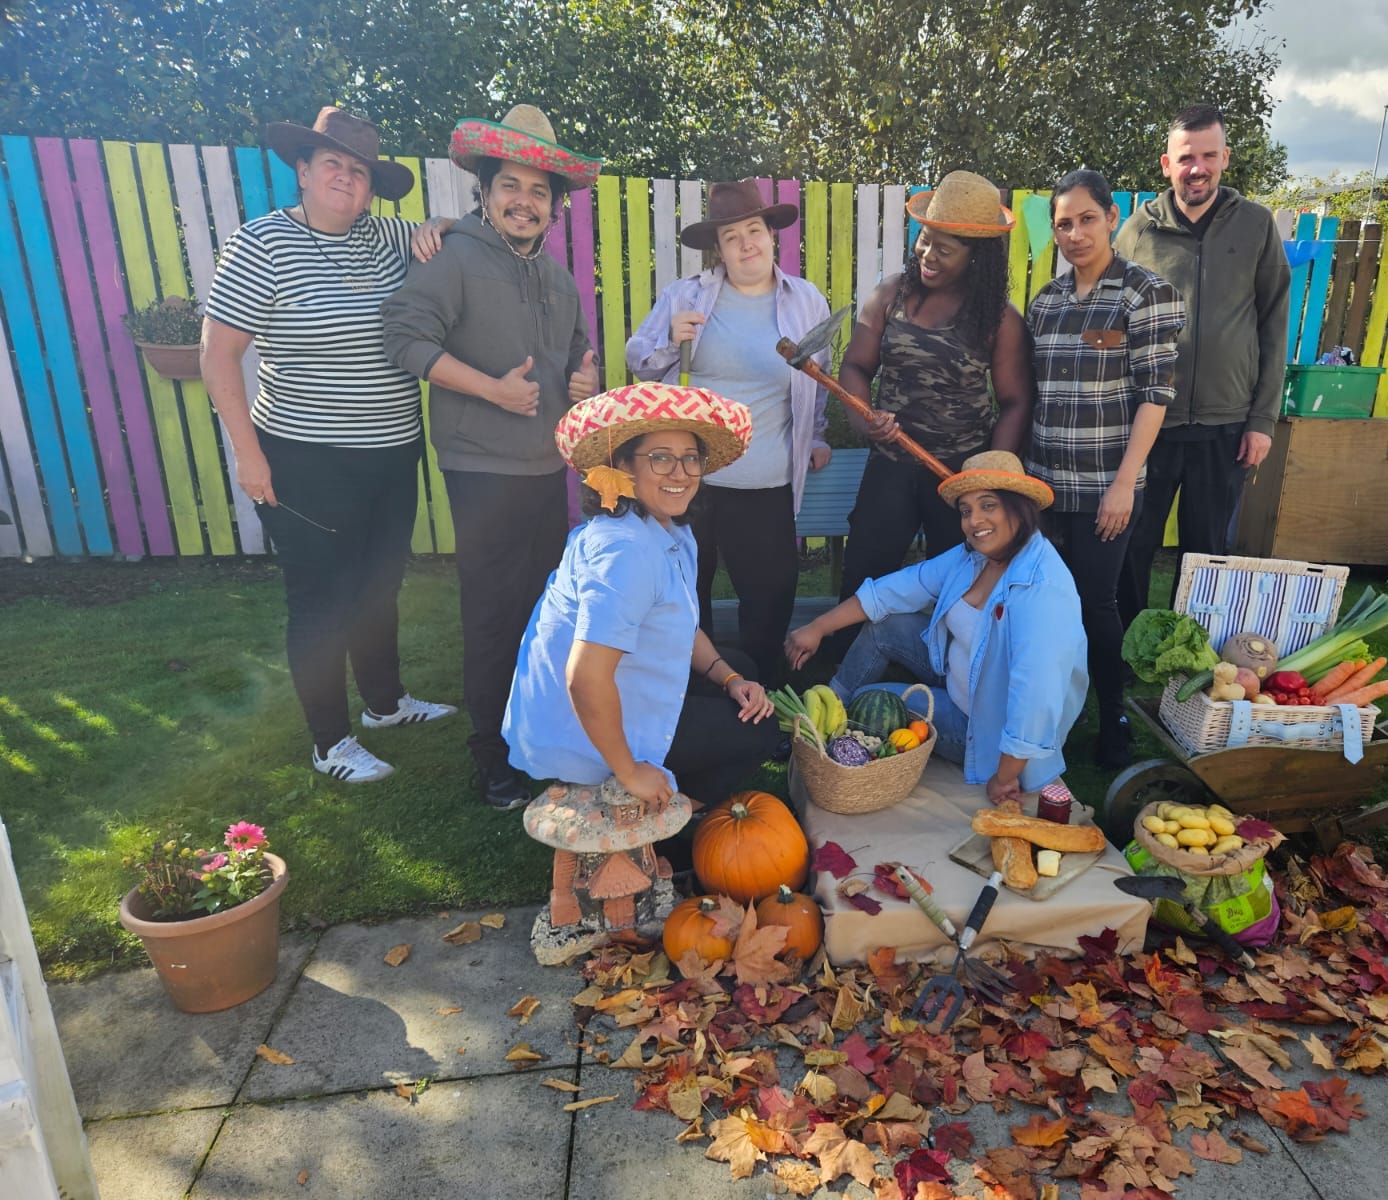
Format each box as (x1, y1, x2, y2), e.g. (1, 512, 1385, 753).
(635, 452, 706, 477)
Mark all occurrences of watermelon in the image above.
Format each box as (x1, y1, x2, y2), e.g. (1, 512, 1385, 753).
(846, 689, 909, 740)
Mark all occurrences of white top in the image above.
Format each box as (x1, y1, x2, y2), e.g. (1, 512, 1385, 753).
(943, 597, 987, 716)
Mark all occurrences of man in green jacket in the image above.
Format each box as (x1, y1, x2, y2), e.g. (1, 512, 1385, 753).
(1115, 104, 1290, 630)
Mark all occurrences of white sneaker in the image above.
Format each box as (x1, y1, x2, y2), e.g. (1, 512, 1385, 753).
(313, 736, 395, 783)
(361, 693, 458, 728)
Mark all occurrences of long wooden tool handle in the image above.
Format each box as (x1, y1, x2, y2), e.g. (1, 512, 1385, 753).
(777, 339, 954, 481)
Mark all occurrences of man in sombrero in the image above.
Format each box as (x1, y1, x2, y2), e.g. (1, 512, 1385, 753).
(383, 105, 602, 809)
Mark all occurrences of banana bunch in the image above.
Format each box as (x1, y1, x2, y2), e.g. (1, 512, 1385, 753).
(768, 685, 847, 741)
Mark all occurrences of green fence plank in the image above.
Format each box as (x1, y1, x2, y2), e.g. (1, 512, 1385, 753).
(804, 182, 828, 298)
(829, 182, 853, 316)
(102, 141, 204, 554)
(626, 177, 653, 334)
(596, 175, 626, 388)
(1026, 189, 1054, 306)
(1007, 188, 1032, 312)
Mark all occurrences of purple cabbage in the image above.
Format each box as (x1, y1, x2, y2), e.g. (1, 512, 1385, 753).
(828, 736, 873, 767)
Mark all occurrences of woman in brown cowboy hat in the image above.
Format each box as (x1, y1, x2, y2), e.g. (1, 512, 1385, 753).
(503, 382, 778, 814)
(202, 106, 455, 785)
(829, 171, 1034, 656)
(787, 451, 1088, 806)
(626, 179, 834, 688)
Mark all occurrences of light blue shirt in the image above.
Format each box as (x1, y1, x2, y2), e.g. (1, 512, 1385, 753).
(503, 510, 699, 786)
(855, 531, 1088, 790)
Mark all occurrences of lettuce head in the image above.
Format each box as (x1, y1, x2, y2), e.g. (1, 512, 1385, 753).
(1121, 609, 1220, 684)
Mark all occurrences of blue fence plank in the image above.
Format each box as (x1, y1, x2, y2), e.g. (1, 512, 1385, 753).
(0, 151, 83, 553)
(268, 155, 297, 208)
(1, 136, 113, 553)
(1296, 216, 1339, 364)
(1287, 211, 1318, 361)
(234, 147, 271, 220)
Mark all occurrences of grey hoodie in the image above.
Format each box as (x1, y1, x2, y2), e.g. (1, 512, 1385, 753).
(1114, 187, 1290, 437)
(382, 212, 592, 474)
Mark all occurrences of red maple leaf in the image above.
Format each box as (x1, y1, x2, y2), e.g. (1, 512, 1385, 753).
(873, 862, 912, 899)
(1164, 994, 1223, 1034)
(1077, 926, 1120, 965)
(893, 1146, 952, 1194)
(1235, 817, 1278, 841)
(1004, 1029, 1053, 1061)
(932, 1120, 974, 1158)
(812, 840, 858, 877)
(844, 891, 883, 915)
(1304, 1076, 1365, 1128)
(840, 1031, 877, 1073)
(1126, 1074, 1168, 1108)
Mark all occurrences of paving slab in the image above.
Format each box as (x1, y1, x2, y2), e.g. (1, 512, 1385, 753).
(50, 932, 316, 1118)
(241, 907, 580, 1100)
(83, 1108, 225, 1200)
(192, 1071, 576, 1200)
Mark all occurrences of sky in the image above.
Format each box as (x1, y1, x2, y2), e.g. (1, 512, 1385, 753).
(1236, 0, 1388, 182)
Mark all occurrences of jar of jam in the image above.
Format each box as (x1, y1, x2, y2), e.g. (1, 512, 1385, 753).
(1036, 782, 1073, 824)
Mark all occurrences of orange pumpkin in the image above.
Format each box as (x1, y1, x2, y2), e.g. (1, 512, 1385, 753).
(907, 719, 931, 743)
(692, 790, 809, 904)
(755, 884, 824, 961)
(662, 895, 735, 965)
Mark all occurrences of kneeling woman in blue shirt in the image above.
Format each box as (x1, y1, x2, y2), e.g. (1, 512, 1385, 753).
(503, 383, 779, 812)
(785, 452, 1087, 806)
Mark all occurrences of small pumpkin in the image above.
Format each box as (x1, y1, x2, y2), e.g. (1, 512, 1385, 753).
(662, 895, 734, 965)
(692, 790, 809, 904)
(755, 884, 824, 961)
(887, 728, 921, 752)
(907, 719, 931, 743)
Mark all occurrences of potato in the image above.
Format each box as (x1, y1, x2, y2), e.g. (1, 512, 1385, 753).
(1186, 845, 1209, 855)
(1155, 833, 1180, 848)
(1208, 815, 1236, 837)
(1156, 802, 1177, 821)
(1177, 811, 1211, 830)
(1177, 826, 1214, 847)
(1208, 804, 1235, 821)
(1163, 820, 1182, 835)
(1142, 815, 1167, 834)
(1211, 835, 1245, 855)
(1233, 667, 1261, 697)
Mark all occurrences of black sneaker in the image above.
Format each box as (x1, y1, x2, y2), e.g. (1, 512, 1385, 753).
(480, 765, 530, 811)
(1094, 715, 1134, 770)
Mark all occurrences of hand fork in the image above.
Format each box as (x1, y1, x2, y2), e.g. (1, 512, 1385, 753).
(909, 870, 1007, 1030)
(894, 866, 1013, 1001)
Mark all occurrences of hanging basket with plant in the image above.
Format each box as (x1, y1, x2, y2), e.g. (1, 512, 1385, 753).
(122, 295, 205, 381)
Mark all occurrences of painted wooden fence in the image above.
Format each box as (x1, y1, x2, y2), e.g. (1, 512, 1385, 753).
(1, 136, 1386, 560)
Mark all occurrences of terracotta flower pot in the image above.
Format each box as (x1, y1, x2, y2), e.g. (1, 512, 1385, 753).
(135, 341, 202, 382)
(119, 853, 288, 1013)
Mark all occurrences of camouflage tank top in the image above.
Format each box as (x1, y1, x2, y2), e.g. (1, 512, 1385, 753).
(873, 310, 993, 465)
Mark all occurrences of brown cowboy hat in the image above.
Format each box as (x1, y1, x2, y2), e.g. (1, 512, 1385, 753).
(449, 104, 602, 192)
(679, 179, 799, 250)
(905, 170, 1015, 238)
(266, 107, 414, 202)
(937, 450, 1053, 509)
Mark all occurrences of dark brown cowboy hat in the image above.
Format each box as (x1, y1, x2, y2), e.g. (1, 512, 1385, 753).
(679, 179, 799, 250)
(266, 107, 415, 202)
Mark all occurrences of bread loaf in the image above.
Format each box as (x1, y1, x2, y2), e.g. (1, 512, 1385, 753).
(990, 800, 1038, 889)
(971, 809, 1107, 854)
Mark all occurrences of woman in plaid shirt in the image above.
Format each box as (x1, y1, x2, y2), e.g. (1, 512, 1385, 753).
(1026, 170, 1186, 770)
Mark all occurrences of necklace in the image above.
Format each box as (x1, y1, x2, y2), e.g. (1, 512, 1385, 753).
(481, 204, 554, 262)
(293, 206, 379, 292)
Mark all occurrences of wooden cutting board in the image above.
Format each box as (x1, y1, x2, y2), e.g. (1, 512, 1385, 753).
(949, 803, 1102, 901)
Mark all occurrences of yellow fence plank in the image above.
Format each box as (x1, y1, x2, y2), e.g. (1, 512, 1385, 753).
(804, 182, 828, 299)
(626, 178, 653, 333)
(597, 175, 626, 388)
(103, 142, 204, 553)
(829, 182, 854, 316)
(1007, 189, 1032, 312)
(1362, 237, 1388, 417)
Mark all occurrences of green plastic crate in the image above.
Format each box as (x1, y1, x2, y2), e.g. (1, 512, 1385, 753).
(1281, 364, 1384, 418)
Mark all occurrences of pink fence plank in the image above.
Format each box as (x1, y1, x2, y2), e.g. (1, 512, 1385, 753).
(35, 139, 144, 556)
(67, 139, 174, 556)
(777, 179, 802, 278)
(546, 203, 570, 271)
(568, 187, 598, 358)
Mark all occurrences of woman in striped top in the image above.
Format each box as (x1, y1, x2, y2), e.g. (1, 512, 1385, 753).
(202, 107, 455, 784)
(1026, 169, 1186, 769)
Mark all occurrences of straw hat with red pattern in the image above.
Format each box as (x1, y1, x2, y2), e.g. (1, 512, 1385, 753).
(449, 104, 602, 191)
(555, 383, 752, 477)
(937, 450, 1053, 509)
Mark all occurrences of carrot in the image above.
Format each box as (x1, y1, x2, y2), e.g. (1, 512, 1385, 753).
(1327, 680, 1388, 708)
(1311, 659, 1362, 698)
(1325, 656, 1388, 703)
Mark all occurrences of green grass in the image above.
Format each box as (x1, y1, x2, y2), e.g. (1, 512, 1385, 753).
(4, 553, 1385, 980)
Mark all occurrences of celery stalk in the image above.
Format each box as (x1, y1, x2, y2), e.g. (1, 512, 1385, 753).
(1275, 594, 1388, 677)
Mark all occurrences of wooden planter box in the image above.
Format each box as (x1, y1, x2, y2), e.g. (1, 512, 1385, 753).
(1235, 417, 1388, 566)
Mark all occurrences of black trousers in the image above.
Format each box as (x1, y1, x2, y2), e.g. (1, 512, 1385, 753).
(257, 434, 421, 753)
(1118, 427, 1247, 627)
(691, 484, 798, 687)
(1048, 496, 1143, 727)
(444, 468, 569, 773)
(665, 647, 781, 808)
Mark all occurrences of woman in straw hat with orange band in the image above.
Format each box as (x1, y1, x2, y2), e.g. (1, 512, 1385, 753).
(832, 172, 1033, 650)
(786, 451, 1087, 805)
(503, 383, 779, 813)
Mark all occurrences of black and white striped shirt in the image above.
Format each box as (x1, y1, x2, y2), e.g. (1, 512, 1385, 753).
(205, 210, 422, 447)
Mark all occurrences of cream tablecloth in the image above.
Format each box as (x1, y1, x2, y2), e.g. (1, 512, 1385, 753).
(791, 755, 1150, 966)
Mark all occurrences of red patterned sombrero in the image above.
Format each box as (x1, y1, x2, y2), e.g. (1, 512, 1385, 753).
(555, 383, 752, 475)
(450, 104, 602, 191)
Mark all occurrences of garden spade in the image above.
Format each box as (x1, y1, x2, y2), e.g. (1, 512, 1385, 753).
(1114, 874, 1257, 969)
(776, 307, 954, 481)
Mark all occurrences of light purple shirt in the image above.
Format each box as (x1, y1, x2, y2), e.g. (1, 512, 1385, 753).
(625, 265, 831, 514)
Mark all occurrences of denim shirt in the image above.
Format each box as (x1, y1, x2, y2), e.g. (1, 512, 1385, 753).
(503, 510, 699, 786)
(855, 531, 1088, 789)
(625, 265, 830, 514)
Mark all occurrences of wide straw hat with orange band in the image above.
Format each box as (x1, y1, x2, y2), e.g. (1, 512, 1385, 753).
(937, 450, 1053, 509)
(905, 170, 1015, 239)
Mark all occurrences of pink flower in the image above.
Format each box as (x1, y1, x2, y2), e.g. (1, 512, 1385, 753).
(203, 853, 229, 871)
(224, 821, 266, 851)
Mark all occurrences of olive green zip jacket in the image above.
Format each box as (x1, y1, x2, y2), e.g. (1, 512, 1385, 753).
(1114, 187, 1289, 438)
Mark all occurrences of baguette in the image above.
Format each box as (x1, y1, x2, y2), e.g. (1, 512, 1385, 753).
(971, 809, 1107, 854)
(990, 800, 1039, 890)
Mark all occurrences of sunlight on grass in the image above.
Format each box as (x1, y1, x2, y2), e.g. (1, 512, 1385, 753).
(0, 696, 86, 757)
(116, 697, 179, 730)
(52, 693, 117, 736)
(1, 737, 37, 773)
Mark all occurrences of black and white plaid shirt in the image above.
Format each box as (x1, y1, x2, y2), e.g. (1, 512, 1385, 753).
(1026, 254, 1185, 512)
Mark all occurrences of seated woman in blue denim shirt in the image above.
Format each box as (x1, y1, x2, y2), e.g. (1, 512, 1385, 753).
(503, 383, 779, 812)
(785, 451, 1087, 805)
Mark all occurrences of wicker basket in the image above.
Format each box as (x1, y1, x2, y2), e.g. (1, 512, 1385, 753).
(791, 684, 936, 815)
(1158, 553, 1375, 757)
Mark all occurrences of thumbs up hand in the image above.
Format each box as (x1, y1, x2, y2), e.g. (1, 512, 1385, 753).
(493, 357, 540, 415)
(568, 349, 600, 402)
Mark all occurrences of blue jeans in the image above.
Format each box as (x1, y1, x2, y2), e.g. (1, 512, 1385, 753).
(828, 613, 969, 767)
